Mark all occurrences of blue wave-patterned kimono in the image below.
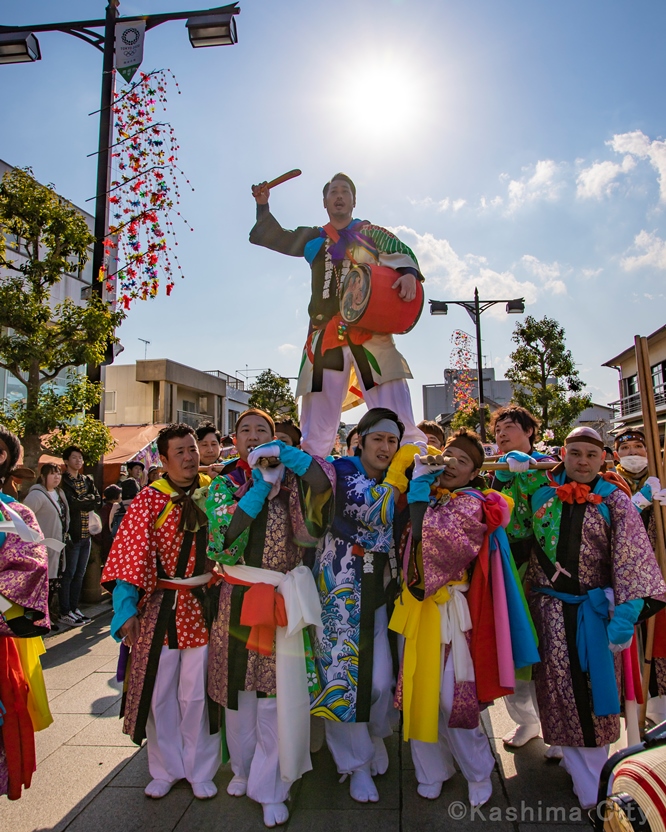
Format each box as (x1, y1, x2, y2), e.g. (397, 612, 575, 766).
(311, 456, 395, 723)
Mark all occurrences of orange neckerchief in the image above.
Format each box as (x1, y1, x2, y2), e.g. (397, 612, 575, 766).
(554, 480, 603, 505)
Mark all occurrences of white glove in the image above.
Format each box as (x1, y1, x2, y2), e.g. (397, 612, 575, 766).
(412, 453, 447, 480)
(259, 462, 285, 501)
(653, 488, 666, 505)
(609, 638, 632, 655)
(647, 477, 663, 497)
(506, 455, 531, 473)
(631, 490, 652, 511)
(247, 444, 281, 468)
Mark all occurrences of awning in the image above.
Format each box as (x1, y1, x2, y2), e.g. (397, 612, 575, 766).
(40, 424, 167, 469)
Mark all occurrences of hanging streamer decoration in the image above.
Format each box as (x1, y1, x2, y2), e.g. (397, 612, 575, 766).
(450, 329, 477, 415)
(102, 69, 194, 309)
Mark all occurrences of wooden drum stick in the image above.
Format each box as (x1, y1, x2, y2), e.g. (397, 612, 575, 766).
(266, 169, 302, 190)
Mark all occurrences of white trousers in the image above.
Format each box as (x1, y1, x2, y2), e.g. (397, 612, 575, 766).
(504, 679, 540, 728)
(225, 691, 291, 804)
(324, 605, 394, 773)
(300, 346, 423, 458)
(410, 653, 495, 786)
(646, 694, 666, 725)
(560, 745, 609, 809)
(145, 645, 221, 784)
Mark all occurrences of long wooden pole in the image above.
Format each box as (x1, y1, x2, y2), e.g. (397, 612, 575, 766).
(634, 336, 666, 731)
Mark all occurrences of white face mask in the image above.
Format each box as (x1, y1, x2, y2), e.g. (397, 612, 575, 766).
(619, 454, 648, 474)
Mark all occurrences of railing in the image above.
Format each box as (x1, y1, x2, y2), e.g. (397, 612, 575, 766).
(176, 409, 210, 429)
(608, 381, 666, 421)
(204, 370, 245, 390)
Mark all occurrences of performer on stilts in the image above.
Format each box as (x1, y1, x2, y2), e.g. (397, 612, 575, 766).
(390, 428, 539, 808)
(249, 172, 426, 457)
(205, 408, 334, 828)
(102, 424, 222, 801)
(499, 426, 666, 808)
(310, 407, 420, 803)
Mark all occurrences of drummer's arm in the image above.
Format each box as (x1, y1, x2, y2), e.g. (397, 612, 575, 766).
(393, 267, 420, 302)
(250, 184, 318, 256)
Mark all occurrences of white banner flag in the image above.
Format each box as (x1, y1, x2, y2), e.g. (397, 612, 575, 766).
(115, 20, 146, 83)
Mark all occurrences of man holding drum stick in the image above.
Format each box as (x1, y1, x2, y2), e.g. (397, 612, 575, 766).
(250, 172, 426, 457)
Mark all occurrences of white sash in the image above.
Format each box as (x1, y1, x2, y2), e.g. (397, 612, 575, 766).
(223, 563, 322, 783)
(437, 583, 475, 683)
(0, 502, 65, 553)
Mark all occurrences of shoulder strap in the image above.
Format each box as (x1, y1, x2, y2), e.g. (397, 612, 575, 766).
(322, 222, 340, 243)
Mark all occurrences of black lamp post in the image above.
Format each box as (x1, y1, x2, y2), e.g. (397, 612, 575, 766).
(0, 1, 240, 402)
(429, 288, 525, 441)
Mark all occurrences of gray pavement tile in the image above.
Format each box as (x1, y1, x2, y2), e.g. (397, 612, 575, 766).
(49, 669, 122, 715)
(35, 713, 95, 763)
(288, 809, 399, 832)
(65, 699, 136, 747)
(489, 736, 581, 816)
(483, 697, 528, 741)
(519, 823, 589, 831)
(106, 745, 194, 789)
(173, 773, 266, 832)
(64, 785, 193, 832)
(43, 653, 117, 689)
(0, 744, 136, 832)
(296, 741, 400, 810)
(95, 657, 122, 673)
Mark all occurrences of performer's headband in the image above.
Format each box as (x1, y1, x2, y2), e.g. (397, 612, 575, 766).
(360, 419, 401, 439)
(564, 432, 605, 450)
(444, 436, 484, 470)
(614, 431, 646, 450)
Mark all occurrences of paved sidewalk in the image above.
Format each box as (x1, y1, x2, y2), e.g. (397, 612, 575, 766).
(1, 613, 590, 832)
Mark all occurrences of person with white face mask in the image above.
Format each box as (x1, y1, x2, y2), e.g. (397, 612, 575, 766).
(614, 430, 666, 725)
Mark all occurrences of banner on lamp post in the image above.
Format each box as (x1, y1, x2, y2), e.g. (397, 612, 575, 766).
(115, 20, 146, 83)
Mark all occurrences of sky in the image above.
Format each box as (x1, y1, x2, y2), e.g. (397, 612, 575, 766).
(2, 0, 666, 423)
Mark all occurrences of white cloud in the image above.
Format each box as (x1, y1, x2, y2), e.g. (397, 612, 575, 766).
(621, 229, 666, 271)
(609, 130, 666, 202)
(390, 226, 539, 309)
(408, 196, 466, 212)
(581, 267, 603, 279)
(506, 159, 565, 212)
(521, 254, 567, 294)
(278, 343, 300, 355)
(576, 155, 635, 199)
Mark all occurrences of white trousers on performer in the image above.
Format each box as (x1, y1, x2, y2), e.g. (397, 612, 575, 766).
(646, 694, 666, 726)
(504, 679, 541, 729)
(324, 606, 394, 773)
(300, 346, 424, 458)
(560, 745, 609, 809)
(225, 691, 291, 804)
(146, 645, 221, 785)
(410, 653, 495, 786)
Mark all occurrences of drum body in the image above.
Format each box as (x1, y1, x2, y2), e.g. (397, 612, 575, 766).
(339, 263, 423, 335)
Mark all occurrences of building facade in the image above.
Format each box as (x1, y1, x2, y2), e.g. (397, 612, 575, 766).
(104, 359, 249, 436)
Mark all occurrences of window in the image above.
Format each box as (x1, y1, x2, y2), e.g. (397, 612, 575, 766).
(105, 391, 117, 413)
(623, 374, 638, 397)
(228, 409, 240, 432)
(182, 399, 197, 413)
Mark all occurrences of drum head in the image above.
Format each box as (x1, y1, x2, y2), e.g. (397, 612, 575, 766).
(340, 265, 371, 324)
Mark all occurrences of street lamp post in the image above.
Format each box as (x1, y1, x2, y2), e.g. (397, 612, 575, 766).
(429, 289, 525, 441)
(0, 1, 241, 401)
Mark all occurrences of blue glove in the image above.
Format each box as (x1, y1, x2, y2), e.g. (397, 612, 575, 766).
(408, 473, 437, 504)
(111, 580, 139, 643)
(494, 450, 532, 482)
(273, 440, 312, 476)
(607, 598, 644, 647)
(0, 699, 5, 727)
(237, 468, 273, 519)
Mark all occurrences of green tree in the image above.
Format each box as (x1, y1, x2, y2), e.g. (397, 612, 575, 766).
(248, 369, 299, 422)
(0, 167, 124, 470)
(451, 404, 491, 434)
(504, 315, 591, 443)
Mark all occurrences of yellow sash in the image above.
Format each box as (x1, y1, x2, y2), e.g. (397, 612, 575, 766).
(389, 577, 467, 744)
(14, 636, 53, 731)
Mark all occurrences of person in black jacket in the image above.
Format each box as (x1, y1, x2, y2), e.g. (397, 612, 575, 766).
(58, 445, 101, 626)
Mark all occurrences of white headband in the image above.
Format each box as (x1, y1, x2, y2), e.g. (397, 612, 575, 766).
(360, 418, 401, 439)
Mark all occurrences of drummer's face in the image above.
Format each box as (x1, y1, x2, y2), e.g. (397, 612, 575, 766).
(359, 431, 399, 477)
(324, 180, 355, 222)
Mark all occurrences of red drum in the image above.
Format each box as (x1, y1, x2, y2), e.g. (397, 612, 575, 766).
(339, 264, 424, 335)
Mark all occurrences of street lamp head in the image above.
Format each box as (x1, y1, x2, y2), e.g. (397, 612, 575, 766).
(0, 32, 41, 64)
(506, 298, 525, 314)
(186, 12, 238, 48)
(429, 300, 448, 316)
